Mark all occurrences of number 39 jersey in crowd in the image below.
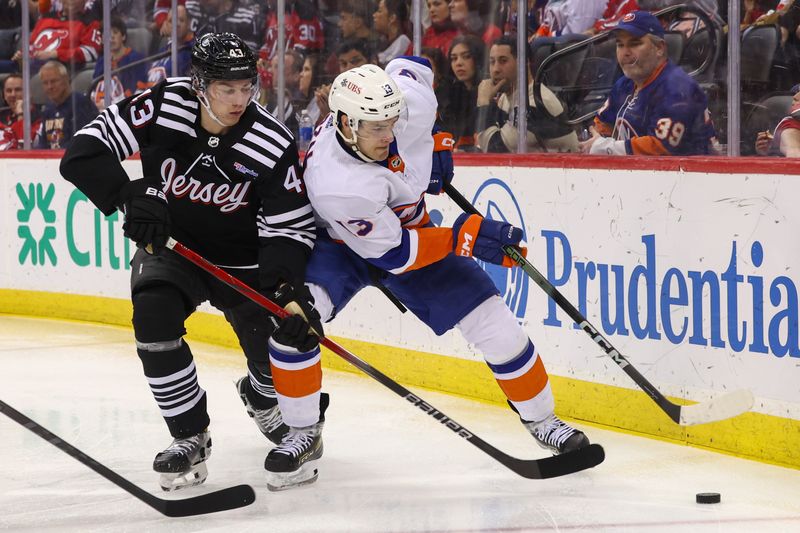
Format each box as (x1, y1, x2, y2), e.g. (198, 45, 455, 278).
(594, 61, 719, 156)
(61, 78, 315, 281)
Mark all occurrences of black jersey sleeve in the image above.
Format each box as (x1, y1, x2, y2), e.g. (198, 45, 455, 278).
(256, 147, 316, 291)
(60, 86, 160, 215)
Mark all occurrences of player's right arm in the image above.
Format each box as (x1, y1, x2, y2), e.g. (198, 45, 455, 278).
(60, 86, 158, 215)
(316, 191, 521, 274)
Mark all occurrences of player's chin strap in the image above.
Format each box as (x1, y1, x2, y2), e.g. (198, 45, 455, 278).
(196, 91, 228, 129)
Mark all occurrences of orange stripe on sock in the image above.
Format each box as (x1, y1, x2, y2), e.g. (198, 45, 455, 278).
(271, 362, 322, 398)
(495, 356, 549, 402)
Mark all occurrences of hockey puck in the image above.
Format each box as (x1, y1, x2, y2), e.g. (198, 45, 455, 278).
(696, 492, 721, 504)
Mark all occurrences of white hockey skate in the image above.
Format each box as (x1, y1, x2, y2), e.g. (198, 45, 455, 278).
(264, 422, 324, 491)
(152, 430, 212, 491)
(524, 414, 590, 455)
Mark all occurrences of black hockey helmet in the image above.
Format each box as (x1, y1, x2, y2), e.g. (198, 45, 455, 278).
(191, 32, 258, 89)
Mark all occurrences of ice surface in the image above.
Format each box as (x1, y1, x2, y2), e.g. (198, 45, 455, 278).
(0, 316, 797, 532)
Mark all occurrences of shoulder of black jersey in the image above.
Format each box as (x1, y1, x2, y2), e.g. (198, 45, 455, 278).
(228, 101, 298, 172)
(152, 78, 200, 139)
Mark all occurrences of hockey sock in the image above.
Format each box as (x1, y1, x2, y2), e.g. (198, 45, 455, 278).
(245, 360, 279, 409)
(486, 339, 555, 423)
(137, 338, 209, 438)
(268, 338, 322, 428)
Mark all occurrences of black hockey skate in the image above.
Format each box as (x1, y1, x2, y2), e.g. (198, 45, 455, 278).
(264, 392, 329, 491)
(264, 422, 324, 491)
(235, 376, 288, 445)
(524, 413, 590, 455)
(153, 430, 212, 492)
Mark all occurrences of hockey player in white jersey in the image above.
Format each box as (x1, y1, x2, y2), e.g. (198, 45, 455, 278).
(60, 33, 323, 491)
(263, 57, 592, 491)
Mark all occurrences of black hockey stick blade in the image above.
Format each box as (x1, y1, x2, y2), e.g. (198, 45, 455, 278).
(0, 399, 256, 516)
(154, 485, 256, 517)
(443, 183, 754, 426)
(167, 239, 604, 479)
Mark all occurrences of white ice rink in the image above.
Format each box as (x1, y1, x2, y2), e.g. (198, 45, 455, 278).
(0, 315, 798, 532)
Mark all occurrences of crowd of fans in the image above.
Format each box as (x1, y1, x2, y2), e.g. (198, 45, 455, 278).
(0, 0, 799, 156)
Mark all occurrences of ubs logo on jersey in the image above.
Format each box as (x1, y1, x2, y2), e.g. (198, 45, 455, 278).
(160, 156, 250, 213)
(471, 178, 529, 322)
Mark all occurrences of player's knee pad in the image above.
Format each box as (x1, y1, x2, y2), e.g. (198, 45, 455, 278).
(307, 282, 333, 323)
(132, 284, 187, 345)
(456, 295, 529, 366)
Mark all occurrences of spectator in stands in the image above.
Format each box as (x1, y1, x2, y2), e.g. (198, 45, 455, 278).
(313, 38, 375, 123)
(440, 35, 484, 151)
(339, 0, 380, 49)
(586, 0, 641, 35)
(140, 5, 195, 91)
(421, 46, 447, 90)
(755, 84, 800, 156)
(373, 0, 411, 66)
(534, 0, 607, 38)
(324, 0, 377, 76)
(11, 0, 102, 73)
(476, 35, 578, 153)
(261, 0, 324, 64)
(335, 38, 374, 74)
(449, 0, 502, 46)
(297, 52, 328, 123)
(264, 47, 304, 134)
(0, 73, 23, 127)
(0, 73, 40, 146)
(34, 60, 97, 149)
(178, 0, 262, 51)
(579, 11, 719, 156)
(423, 0, 458, 56)
(91, 17, 147, 110)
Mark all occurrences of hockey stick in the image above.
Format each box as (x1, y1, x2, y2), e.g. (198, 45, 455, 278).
(443, 183, 754, 426)
(0, 399, 255, 517)
(166, 238, 604, 480)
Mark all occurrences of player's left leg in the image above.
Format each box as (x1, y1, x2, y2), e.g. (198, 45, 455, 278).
(386, 255, 589, 455)
(456, 295, 589, 454)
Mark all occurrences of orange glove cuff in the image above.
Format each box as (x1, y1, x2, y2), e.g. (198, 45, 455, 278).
(433, 131, 455, 152)
(454, 214, 483, 258)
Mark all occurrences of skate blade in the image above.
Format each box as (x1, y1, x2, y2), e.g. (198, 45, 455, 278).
(159, 462, 209, 492)
(267, 459, 319, 492)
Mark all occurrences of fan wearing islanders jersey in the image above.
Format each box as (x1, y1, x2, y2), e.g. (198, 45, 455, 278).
(580, 11, 719, 156)
(260, 57, 595, 492)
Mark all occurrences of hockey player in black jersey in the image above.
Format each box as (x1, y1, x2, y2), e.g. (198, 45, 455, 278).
(59, 32, 325, 491)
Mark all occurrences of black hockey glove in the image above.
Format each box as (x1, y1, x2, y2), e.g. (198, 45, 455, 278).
(271, 283, 324, 339)
(272, 314, 320, 353)
(120, 180, 170, 253)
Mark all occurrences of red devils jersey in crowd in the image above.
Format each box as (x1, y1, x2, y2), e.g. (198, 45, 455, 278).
(260, 2, 324, 63)
(29, 12, 101, 65)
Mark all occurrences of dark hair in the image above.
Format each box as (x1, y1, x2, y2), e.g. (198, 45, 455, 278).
(110, 16, 127, 38)
(421, 46, 445, 80)
(448, 34, 486, 84)
(490, 35, 517, 59)
(3, 73, 22, 89)
(341, 0, 376, 23)
(465, 0, 493, 17)
(337, 38, 372, 59)
(384, 0, 409, 24)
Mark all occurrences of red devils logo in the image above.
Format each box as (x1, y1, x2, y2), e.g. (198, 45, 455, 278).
(33, 29, 70, 52)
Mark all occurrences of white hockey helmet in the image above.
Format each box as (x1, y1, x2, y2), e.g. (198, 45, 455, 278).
(329, 64, 405, 144)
